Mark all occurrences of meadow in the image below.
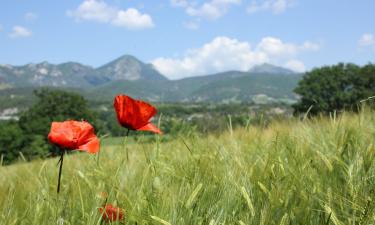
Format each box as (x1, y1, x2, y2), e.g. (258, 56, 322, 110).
(0, 110, 374, 225)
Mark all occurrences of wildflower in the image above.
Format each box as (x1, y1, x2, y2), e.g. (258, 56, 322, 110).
(113, 95, 162, 134)
(99, 204, 124, 222)
(48, 120, 100, 153)
(48, 120, 100, 193)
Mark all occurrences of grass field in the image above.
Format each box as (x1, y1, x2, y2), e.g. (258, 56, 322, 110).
(0, 110, 375, 225)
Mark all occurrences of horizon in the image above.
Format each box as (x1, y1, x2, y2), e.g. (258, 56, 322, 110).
(0, 54, 299, 75)
(1, 0, 374, 79)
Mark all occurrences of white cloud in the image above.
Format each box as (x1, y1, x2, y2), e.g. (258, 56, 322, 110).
(67, 0, 154, 30)
(285, 59, 305, 72)
(358, 33, 375, 47)
(257, 37, 298, 56)
(172, 0, 241, 20)
(256, 37, 319, 57)
(112, 8, 154, 29)
(247, 0, 294, 14)
(24, 12, 38, 21)
(9, 26, 32, 38)
(152, 36, 318, 79)
(152, 37, 268, 79)
(67, 0, 115, 23)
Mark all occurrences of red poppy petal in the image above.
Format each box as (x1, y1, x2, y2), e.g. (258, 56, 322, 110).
(99, 204, 124, 222)
(114, 95, 126, 124)
(137, 122, 162, 134)
(48, 120, 100, 153)
(76, 122, 95, 141)
(77, 136, 100, 153)
(135, 100, 157, 128)
(114, 95, 157, 129)
(48, 122, 77, 149)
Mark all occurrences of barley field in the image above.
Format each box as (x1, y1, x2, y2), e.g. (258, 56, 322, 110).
(0, 110, 374, 225)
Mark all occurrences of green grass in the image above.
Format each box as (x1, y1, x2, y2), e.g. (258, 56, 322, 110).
(1, 110, 375, 224)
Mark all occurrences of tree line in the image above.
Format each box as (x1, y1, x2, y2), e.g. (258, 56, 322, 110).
(293, 63, 375, 114)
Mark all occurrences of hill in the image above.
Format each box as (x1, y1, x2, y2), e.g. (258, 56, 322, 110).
(0, 111, 373, 224)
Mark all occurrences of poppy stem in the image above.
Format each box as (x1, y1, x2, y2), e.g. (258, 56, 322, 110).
(125, 129, 130, 161)
(57, 150, 65, 194)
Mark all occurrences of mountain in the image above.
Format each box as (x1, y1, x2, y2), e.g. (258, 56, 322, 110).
(95, 55, 166, 81)
(0, 56, 302, 106)
(0, 55, 168, 88)
(249, 63, 296, 75)
(0, 62, 94, 88)
(174, 72, 301, 102)
(88, 70, 302, 103)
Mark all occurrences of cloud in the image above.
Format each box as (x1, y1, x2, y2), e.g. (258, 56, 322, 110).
(152, 36, 318, 79)
(67, 0, 115, 23)
(67, 0, 154, 30)
(112, 8, 154, 29)
(256, 37, 319, 57)
(247, 0, 294, 14)
(358, 33, 375, 47)
(285, 59, 305, 72)
(9, 26, 32, 38)
(24, 12, 38, 21)
(172, 0, 241, 20)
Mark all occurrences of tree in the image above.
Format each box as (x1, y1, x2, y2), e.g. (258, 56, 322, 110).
(0, 121, 25, 164)
(19, 88, 96, 134)
(293, 63, 375, 115)
(13, 88, 97, 160)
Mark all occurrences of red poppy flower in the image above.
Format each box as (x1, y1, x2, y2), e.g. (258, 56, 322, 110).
(114, 95, 162, 134)
(48, 120, 100, 153)
(99, 204, 124, 222)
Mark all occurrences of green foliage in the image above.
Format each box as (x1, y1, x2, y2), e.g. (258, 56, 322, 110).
(293, 63, 375, 114)
(19, 88, 96, 133)
(0, 121, 24, 164)
(1, 110, 374, 224)
(0, 89, 98, 164)
(156, 103, 288, 134)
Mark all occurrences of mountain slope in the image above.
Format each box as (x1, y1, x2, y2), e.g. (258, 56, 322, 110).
(0, 62, 94, 88)
(186, 73, 300, 102)
(89, 70, 302, 103)
(90, 55, 167, 85)
(0, 55, 168, 88)
(249, 63, 296, 75)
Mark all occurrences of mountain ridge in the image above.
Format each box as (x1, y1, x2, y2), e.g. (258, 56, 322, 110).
(0, 55, 303, 104)
(249, 63, 296, 75)
(0, 55, 168, 88)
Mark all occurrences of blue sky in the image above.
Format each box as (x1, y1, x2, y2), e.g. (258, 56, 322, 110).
(0, 0, 374, 79)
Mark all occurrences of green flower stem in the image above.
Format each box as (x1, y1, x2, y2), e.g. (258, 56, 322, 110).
(57, 150, 65, 194)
